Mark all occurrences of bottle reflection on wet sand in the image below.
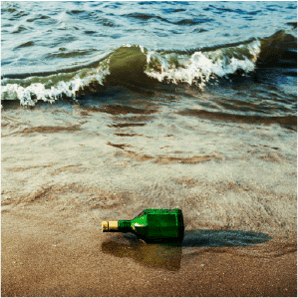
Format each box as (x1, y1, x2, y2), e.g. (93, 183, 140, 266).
(101, 239, 182, 271)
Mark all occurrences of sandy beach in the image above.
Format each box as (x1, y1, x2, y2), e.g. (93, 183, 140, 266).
(2, 2, 297, 296)
(1, 209, 297, 297)
(1, 97, 297, 297)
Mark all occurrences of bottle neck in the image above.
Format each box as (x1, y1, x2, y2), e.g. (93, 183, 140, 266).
(118, 220, 132, 232)
(102, 220, 132, 232)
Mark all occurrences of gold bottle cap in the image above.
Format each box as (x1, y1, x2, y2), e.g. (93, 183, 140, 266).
(102, 220, 119, 232)
(102, 221, 109, 232)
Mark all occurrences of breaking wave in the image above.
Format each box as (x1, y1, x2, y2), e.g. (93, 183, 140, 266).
(1, 30, 296, 106)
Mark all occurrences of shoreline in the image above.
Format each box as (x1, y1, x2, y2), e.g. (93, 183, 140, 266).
(2, 99, 297, 297)
(2, 209, 297, 297)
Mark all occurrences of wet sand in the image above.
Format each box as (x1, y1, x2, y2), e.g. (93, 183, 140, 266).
(1, 96, 297, 297)
(1, 209, 297, 297)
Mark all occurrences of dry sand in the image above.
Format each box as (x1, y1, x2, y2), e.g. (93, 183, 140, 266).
(1, 97, 297, 296)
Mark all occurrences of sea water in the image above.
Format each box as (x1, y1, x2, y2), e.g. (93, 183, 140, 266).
(1, 2, 297, 250)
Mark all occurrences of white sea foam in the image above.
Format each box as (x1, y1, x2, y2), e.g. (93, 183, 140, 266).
(145, 40, 261, 89)
(1, 62, 110, 106)
(123, 43, 146, 53)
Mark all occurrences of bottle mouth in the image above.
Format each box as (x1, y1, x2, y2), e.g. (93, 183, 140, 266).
(102, 221, 109, 232)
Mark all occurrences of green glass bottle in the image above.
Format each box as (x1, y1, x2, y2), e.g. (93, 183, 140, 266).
(102, 209, 184, 243)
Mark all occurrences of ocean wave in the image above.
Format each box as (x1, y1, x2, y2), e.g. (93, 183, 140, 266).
(1, 30, 296, 106)
(144, 40, 260, 88)
(1, 61, 110, 106)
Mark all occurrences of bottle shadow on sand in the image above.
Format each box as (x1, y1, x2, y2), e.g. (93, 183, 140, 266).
(101, 229, 272, 271)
